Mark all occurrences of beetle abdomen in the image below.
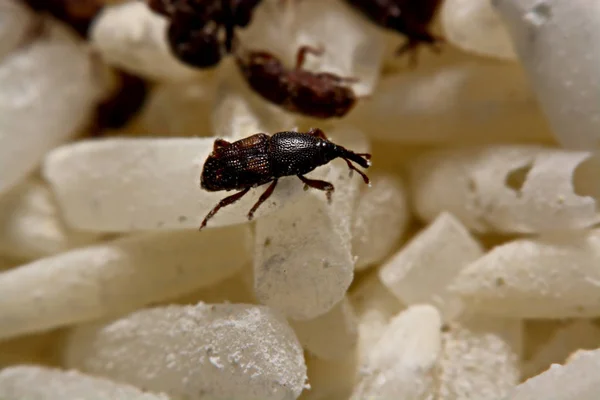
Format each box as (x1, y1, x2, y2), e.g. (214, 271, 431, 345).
(201, 133, 272, 191)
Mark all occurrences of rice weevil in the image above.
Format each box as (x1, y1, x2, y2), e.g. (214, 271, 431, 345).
(235, 45, 359, 119)
(199, 128, 371, 230)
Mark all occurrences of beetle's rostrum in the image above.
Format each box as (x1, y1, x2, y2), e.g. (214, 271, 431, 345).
(344, 0, 444, 62)
(235, 45, 359, 119)
(198, 128, 372, 230)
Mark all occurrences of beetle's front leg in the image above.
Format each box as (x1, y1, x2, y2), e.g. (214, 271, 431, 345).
(297, 175, 334, 204)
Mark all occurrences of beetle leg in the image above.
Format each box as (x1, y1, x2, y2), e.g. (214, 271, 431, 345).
(307, 128, 328, 140)
(247, 179, 278, 220)
(318, 73, 359, 84)
(295, 45, 325, 70)
(199, 187, 251, 231)
(343, 159, 370, 185)
(297, 175, 335, 204)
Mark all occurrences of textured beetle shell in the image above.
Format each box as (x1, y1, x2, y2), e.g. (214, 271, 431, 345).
(269, 132, 333, 177)
(283, 72, 357, 119)
(236, 52, 357, 119)
(201, 133, 272, 191)
(237, 52, 289, 105)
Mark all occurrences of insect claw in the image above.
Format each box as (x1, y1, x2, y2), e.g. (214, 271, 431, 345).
(199, 220, 207, 231)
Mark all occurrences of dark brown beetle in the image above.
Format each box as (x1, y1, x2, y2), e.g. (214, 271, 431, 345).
(166, 12, 225, 68)
(235, 45, 359, 119)
(146, 0, 263, 68)
(199, 128, 371, 230)
(344, 0, 444, 61)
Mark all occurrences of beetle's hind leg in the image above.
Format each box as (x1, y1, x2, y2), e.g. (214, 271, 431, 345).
(248, 179, 278, 221)
(297, 175, 335, 204)
(199, 187, 251, 231)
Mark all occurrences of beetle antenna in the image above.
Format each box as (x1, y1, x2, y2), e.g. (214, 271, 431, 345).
(338, 148, 371, 169)
(343, 159, 370, 184)
(334, 147, 371, 184)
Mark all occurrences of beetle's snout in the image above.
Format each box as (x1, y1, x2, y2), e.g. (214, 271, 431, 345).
(340, 148, 371, 169)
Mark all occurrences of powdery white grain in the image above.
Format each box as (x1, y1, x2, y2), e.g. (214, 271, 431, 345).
(494, 0, 600, 150)
(90, 1, 201, 81)
(0, 17, 108, 196)
(254, 128, 369, 320)
(64, 303, 307, 400)
(379, 212, 484, 321)
(350, 304, 442, 399)
(0, 179, 99, 260)
(43, 137, 306, 232)
(349, 272, 403, 363)
(504, 348, 600, 400)
(352, 173, 409, 270)
(435, 315, 522, 399)
(410, 145, 600, 233)
(566, 348, 598, 365)
(0, 226, 251, 340)
(0, 365, 171, 400)
(449, 229, 600, 318)
(441, 0, 516, 60)
(290, 297, 358, 361)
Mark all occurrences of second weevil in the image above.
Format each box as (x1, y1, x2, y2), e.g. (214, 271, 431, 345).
(235, 45, 359, 119)
(199, 128, 372, 230)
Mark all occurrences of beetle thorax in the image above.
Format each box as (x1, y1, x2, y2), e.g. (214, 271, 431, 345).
(269, 132, 337, 177)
